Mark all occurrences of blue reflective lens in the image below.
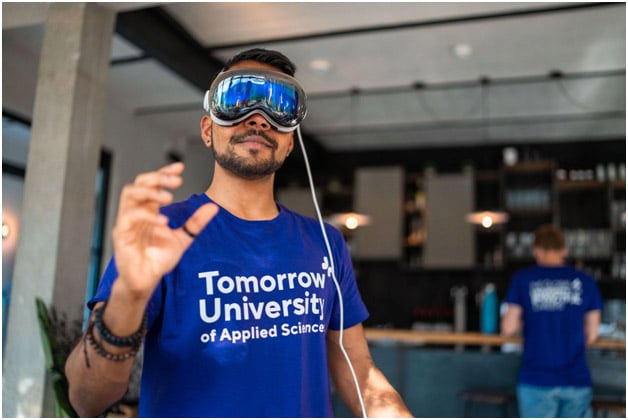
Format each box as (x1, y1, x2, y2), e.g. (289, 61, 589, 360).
(206, 69, 307, 131)
(215, 77, 298, 120)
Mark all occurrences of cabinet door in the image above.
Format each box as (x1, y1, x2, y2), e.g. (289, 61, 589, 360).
(353, 166, 404, 259)
(423, 172, 475, 268)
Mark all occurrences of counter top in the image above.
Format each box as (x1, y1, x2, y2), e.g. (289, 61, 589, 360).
(364, 328, 626, 351)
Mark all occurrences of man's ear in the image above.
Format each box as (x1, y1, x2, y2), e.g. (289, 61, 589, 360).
(532, 247, 542, 262)
(287, 135, 294, 157)
(200, 115, 213, 147)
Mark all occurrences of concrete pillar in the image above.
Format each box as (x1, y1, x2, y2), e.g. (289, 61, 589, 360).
(2, 3, 115, 417)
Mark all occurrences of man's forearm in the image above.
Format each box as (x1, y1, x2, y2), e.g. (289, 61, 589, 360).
(65, 329, 137, 417)
(65, 288, 148, 417)
(363, 368, 413, 418)
(584, 310, 601, 347)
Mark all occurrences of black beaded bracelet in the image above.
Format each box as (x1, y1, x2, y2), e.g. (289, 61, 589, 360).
(93, 302, 147, 348)
(85, 322, 140, 363)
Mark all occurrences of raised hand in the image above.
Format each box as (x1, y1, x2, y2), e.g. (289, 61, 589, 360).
(111, 162, 218, 301)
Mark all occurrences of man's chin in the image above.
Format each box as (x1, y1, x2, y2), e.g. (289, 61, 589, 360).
(217, 158, 284, 180)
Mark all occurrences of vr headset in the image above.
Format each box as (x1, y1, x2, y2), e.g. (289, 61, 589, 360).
(203, 68, 307, 133)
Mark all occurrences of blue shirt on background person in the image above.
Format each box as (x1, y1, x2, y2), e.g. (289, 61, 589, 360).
(502, 224, 603, 418)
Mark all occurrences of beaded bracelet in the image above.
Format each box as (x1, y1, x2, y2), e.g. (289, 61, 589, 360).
(85, 321, 140, 364)
(93, 302, 147, 348)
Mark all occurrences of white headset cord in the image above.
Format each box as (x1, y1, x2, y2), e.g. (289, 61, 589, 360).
(296, 126, 368, 418)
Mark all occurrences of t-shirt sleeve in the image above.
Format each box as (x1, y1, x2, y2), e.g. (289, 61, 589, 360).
(88, 257, 118, 309)
(585, 276, 604, 313)
(504, 272, 524, 306)
(326, 226, 369, 330)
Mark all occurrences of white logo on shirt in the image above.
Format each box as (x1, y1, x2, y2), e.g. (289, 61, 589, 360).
(529, 278, 583, 311)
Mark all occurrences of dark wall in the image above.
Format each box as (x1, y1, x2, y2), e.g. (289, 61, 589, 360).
(278, 138, 626, 188)
(354, 260, 508, 331)
(280, 138, 625, 331)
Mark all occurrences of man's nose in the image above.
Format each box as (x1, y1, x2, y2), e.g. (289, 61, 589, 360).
(244, 113, 272, 130)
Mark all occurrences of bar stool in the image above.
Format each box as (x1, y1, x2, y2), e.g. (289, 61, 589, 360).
(458, 388, 517, 417)
(591, 395, 626, 418)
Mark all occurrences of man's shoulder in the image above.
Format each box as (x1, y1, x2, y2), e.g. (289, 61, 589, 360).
(278, 203, 316, 223)
(516, 264, 595, 282)
(279, 204, 342, 237)
(513, 265, 541, 278)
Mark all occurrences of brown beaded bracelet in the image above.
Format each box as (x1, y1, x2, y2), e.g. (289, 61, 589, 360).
(94, 302, 147, 348)
(85, 321, 140, 365)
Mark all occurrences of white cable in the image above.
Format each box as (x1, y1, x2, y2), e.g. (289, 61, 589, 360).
(295, 126, 368, 418)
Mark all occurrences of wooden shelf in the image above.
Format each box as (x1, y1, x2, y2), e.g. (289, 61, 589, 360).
(556, 179, 606, 190)
(365, 328, 626, 350)
(505, 206, 553, 214)
(503, 161, 554, 173)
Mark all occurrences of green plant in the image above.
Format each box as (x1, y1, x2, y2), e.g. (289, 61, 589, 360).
(36, 298, 143, 417)
(35, 298, 82, 417)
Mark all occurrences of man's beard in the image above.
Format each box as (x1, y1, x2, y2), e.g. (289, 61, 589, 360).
(211, 128, 286, 180)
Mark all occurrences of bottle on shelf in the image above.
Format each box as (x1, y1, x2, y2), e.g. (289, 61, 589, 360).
(480, 283, 498, 334)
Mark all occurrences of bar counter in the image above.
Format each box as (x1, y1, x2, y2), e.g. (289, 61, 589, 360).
(364, 328, 627, 351)
(331, 329, 626, 417)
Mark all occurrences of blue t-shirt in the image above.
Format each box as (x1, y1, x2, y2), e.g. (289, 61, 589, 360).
(90, 193, 369, 417)
(504, 265, 603, 387)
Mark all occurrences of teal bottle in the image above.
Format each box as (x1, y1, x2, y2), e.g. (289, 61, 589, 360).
(480, 283, 498, 334)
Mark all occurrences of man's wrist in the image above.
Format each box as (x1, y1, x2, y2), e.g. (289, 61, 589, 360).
(102, 279, 152, 337)
(94, 302, 147, 348)
(110, 274, 156, 302)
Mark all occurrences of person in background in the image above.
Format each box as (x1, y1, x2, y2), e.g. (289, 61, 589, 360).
(501, 224, 603, 417)
(64, 48, 412, 418)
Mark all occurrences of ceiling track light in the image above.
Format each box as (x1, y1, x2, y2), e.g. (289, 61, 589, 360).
(349, 87, 361, 96)
(452, 43, 473, 59)
(549, 69, 564, 79)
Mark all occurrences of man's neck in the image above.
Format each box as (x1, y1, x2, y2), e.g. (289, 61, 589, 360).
(536, 253, 565, 266)
(205, 168, 278, 220)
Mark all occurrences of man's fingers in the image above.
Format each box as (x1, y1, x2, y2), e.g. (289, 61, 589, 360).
(115, 208, 169, 232)
(132, 162, 185, 190)
(134, 172, 182, 190)
(118, 162, 186, 214)
(159, 161, 185, 175)
(120, 185, 174, 207)
(179, 203, 219, 240)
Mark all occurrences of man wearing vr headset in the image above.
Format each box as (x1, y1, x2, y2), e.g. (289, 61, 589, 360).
(66, 48, 412, 418)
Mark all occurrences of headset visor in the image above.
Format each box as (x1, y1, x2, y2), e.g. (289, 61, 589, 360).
(204, 69, 307, 132)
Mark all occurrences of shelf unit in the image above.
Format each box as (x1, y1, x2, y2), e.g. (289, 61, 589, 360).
(400, 161, 625, 283)
(557, 178, 626, 282)
(502, 161, 556, 269)
(499, 161, 626, 292)
(403, 172, 426, 268)
(355, 155, 625, 330)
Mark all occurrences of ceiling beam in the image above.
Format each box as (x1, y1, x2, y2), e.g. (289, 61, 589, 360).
(208, 2, 622, 50)
(115, 6, 224, 90)
(114, 6, 341, 157)
(308, 68, 627, 100)
(132, 67, 626, 114)
(309, 111, 627, 136)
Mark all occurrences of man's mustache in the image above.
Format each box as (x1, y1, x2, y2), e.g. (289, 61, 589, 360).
(231, 129, 278, 150)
